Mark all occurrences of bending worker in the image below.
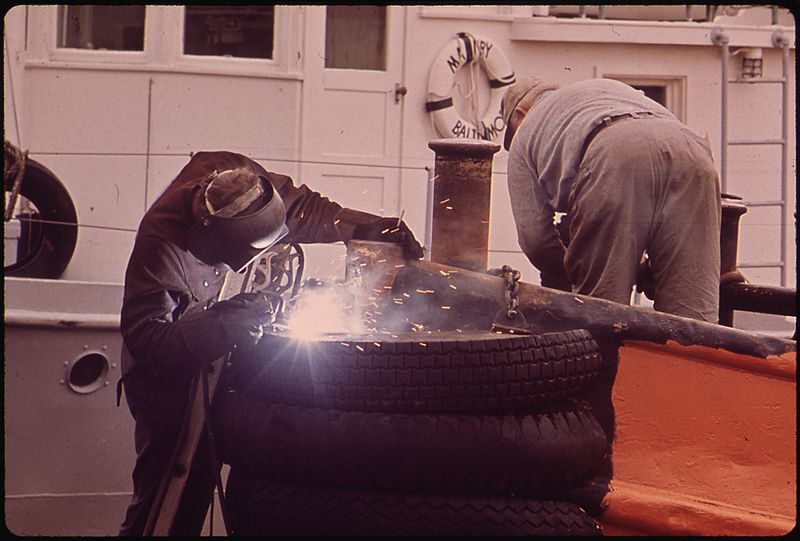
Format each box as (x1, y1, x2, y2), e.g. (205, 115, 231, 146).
(501, 76, 722, 322)
(117, 150, 423, 536)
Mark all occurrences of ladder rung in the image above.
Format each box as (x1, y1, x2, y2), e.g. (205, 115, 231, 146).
(741, 200, 784, 207)
(728, 139, 785, 146)
(727, 78, 786, 84)
(737, 262, 785, 269)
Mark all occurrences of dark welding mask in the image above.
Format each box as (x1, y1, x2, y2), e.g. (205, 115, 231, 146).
(188, 170, 289, 273)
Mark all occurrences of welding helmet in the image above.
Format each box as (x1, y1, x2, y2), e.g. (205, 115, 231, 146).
(188, 168, 289, 273)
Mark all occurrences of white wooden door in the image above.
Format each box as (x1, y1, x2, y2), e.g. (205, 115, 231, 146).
(299, 6, 407, 280)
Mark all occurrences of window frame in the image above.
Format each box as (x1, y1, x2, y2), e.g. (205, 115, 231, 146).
(39, 5, 299, 78)
(45, 5, 153, 65)
(603, 75, 687, 122)
(174, 5, 284, 72)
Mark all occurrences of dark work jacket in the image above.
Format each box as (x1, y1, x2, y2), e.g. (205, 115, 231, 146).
(120, 150, 379, 380)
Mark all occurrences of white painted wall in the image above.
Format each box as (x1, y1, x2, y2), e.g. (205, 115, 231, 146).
(3, 5, 795, 293)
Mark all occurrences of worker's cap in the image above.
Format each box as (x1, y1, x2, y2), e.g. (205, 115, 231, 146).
(201, 168, 289, 272)
(500, 76, 559, 151)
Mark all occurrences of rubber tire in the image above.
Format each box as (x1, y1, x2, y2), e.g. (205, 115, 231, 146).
(224, 470, 603, 536)
(231, 329, 603, 414)
(213, 391, 609, 496)
(4, 158, 77, 278)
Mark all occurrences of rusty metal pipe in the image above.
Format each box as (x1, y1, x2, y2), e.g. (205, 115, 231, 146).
(720, 197, 748, 278)
(719, 197, 749, 327)
(427, 139, 500, 272)
(370, 258, 795, 359)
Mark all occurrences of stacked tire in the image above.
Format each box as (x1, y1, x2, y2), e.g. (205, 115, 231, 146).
(214, 329, 608, 536)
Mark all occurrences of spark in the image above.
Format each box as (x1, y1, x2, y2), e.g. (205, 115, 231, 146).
(419, 342, 427, 347)
(439, 198, 450, 204)
(441, 306, 451, 310)
(333, 218, 341, 224)
(449, 284, 457, 289)
(574, 297, 585, 304)
(373, 342, 381, 348)
(445, 206, 453, 210)
(340, 342, 350, 347)
(355, 345, 364, 352)
(403, 293, 411, 298)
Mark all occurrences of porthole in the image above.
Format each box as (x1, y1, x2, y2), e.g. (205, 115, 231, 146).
(67, 352, 109, 394)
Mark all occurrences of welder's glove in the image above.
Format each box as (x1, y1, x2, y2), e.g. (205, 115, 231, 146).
(178, 292, 275, 364)
(352, 217, 424, 260)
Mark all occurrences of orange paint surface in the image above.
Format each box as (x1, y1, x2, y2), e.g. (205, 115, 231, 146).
(603, 340, 796, 535)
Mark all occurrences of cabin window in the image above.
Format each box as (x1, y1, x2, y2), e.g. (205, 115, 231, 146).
(606, 76, 686, 122)
(183, 6, 275, 59)
(56, 5, 145, 51)
(325, 6, 387, 70)
(633, 85, 667, 106)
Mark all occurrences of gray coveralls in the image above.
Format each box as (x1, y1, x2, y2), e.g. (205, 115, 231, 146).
(507, 78, 721, 322)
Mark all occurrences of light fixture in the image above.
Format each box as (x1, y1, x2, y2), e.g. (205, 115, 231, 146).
(738, 48, 763, 79)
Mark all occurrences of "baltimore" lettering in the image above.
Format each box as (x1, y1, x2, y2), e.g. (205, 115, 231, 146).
(450, 115, 506, 141)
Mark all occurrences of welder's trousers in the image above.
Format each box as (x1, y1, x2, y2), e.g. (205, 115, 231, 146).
(565, 116, 721, 322)
(118, 368, 215, 536)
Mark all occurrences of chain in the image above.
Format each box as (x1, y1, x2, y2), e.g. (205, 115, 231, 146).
(501, 264, 521, 319)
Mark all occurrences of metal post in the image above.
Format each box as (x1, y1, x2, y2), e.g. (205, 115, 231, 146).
(711, 28, 730, 192)
(773, 29, 790, 287)
(423, 166, 434, 260)
(427, 139, 500, 272)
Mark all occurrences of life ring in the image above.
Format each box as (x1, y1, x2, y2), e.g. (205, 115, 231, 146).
(426, 32, 515, 142)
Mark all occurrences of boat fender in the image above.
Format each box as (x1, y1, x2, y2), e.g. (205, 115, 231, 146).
(426, 32, 515, 143)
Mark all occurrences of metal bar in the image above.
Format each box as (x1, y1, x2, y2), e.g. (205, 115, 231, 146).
(727, 78, 786, 84)
(739, 200, 784, 208)
(776, 31, 790, 288)
(711, 29, 730, 193)
(423, 166, 434, 260)
(737, 262, 785, 269)
(728, 139, 785, 146)
(720, 282, 797, 317)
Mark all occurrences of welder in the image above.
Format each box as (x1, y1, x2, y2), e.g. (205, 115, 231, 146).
(501, 76, 725, 322)
(116, 150, 423, 536)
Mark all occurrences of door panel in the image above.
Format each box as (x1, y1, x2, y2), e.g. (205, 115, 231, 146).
(300, 7, 406, 281)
